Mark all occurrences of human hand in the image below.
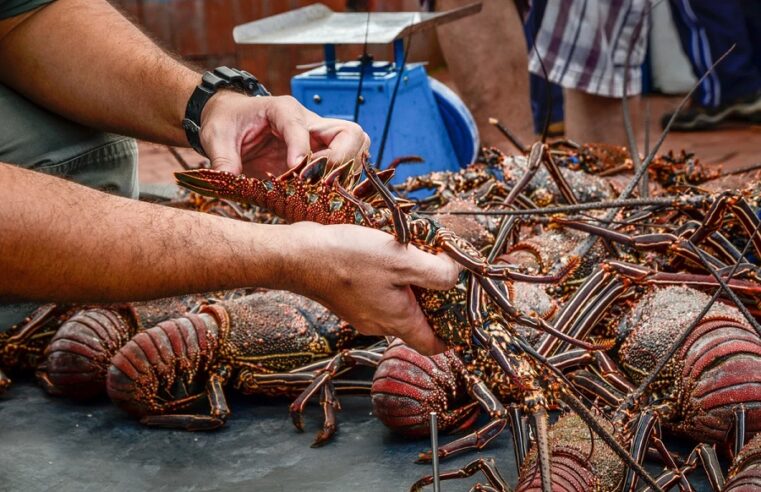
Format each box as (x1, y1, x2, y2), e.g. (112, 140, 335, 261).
(199, 92, 370, 178)
(278, 222, 461, 355)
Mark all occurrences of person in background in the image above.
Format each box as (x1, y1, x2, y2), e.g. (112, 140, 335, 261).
(666, 0, 761, 130)
(527, 0, 651, 146)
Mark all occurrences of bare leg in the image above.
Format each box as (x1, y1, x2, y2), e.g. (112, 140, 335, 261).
(564, 89, 639, 146)
(435, 0, 533, 149)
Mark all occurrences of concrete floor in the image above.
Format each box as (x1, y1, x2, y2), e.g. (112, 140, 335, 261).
(1, 375, 717, 491)
(2, 376, 517, 492)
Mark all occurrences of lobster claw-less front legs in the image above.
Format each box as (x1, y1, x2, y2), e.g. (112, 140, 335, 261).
(140, 367, 231, 431)
(410, 457, 512, 492)
(415, 373, 513, 464)
(288, 347, 385, 446)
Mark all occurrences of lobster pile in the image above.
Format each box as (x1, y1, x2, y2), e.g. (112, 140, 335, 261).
(2, 128, 759, 491)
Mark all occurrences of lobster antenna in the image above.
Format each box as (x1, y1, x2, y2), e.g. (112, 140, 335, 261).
(615, 220, 760, 419)
(375, 16, 414, 169)
(353, 10, 372, 123)
(641, 98, 651, 197)
(614, 45, 734, 204)
(531, 33, 552, 143)
(416, 194, 705, 216)
(685, 241, 761, 336)
(571, 44, 736, 260)
(620, 14, 646, 193)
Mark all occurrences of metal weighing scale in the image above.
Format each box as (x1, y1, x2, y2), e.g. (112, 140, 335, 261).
(233, 3, 482, 184)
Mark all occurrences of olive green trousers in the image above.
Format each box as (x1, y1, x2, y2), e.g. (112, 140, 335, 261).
(0, 83, 138, 328)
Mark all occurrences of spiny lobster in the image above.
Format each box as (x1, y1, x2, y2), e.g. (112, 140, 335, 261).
(614, 286, 761, 449)
(174, 154, 665, 492)
(106, 290, 376, 431)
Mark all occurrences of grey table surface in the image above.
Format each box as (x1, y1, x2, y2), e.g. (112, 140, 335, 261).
(1, 377, 714, 491)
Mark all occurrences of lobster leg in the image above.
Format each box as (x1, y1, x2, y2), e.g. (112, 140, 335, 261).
(687, 192, 761, 261)
(692, 444, 724, 492)
(140, 370, 230, 431)
(410, 457, 511, 492)
(567, 369, 625, 408)
(638, 444, 722, 492)
(416, 375, 509, 462)
(540, 144, 579, 206)
(605, 260, 761, 297)
(509, 405, 530, 471)
(289, 347, 384, 445)
(732, 404, 747, 458)
(549, 275, 627, 355)
(477, 276, 610, 352)
(621, 410, 685, 492)
(536, 268, 615, 356)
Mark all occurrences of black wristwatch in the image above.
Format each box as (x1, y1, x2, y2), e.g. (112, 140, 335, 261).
(183, 67, 270, 156)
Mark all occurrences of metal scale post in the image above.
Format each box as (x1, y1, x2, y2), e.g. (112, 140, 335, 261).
(233, 3, 482, 184)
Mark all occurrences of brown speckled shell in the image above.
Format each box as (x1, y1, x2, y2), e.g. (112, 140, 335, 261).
(517, 413, 624, 492)
(618, 286, 761, 443)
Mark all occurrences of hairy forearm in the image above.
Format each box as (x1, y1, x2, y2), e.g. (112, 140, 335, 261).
(0, 0, 197, 145)
(0, 164, 290, 302)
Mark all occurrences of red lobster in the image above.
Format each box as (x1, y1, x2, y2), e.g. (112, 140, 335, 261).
(106, 290, 376, 431)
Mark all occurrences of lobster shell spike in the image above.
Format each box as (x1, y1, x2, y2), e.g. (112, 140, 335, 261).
(298, 156, 329, 183)
(324, 160, 355, 187)
(279, 153, 312, 180)
(353, 168, 396, 200)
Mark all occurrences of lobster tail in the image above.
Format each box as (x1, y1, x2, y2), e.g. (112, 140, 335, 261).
(516, 449, 596, 492)
(39, 308, 134, 399)
(371, 339, 477, 437)
(107, 309, 223, 418)
(676, 316, 761, 444)
(516, 413, 624, 492)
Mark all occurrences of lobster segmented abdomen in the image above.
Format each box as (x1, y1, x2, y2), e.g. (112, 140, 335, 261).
(41, 294, 212, 399)
(516, 449, 596, 492)
(40, 308, 134, 399)
(676, 316, 761, 443)
(107, 312, 220, 417)
(371, 339, 476, 437)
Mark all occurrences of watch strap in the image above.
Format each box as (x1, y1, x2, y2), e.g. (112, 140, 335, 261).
(183, 67, 270, 156)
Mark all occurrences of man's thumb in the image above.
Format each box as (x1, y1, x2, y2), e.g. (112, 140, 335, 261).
(203, 130, 243, 174)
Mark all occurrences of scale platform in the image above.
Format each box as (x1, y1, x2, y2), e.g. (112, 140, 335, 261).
(233, 3, 481, 47)
(234, 3, 482, 184)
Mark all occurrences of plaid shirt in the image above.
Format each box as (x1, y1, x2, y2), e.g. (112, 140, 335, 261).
(528, 0, 651, 98)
